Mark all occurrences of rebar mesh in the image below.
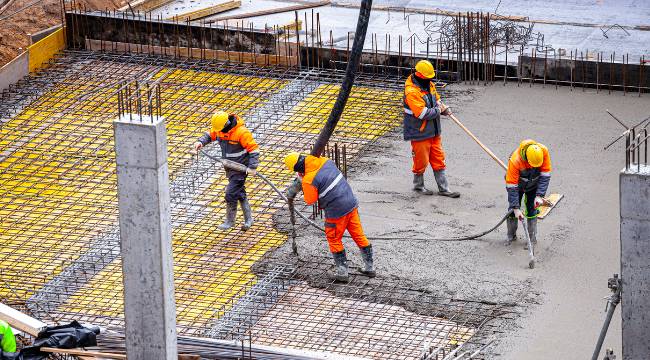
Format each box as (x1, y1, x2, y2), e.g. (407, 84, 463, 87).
(0, 49, 514, 358)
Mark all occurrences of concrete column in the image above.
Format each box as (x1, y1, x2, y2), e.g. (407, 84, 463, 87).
(620, 165, 650, 360)
(114, 114, 178, 360)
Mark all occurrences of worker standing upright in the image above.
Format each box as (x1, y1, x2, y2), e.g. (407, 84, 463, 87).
(194, 111, 259, 231)
(0, 320, 16, 354)
(403, 60, 460, 198)
(284, 152, 375, 282)
(505, 139, 552, 248)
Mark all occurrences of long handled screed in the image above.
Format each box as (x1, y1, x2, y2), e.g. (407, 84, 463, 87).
(443, 103, 562, 209)
(445, 108, 508, 171)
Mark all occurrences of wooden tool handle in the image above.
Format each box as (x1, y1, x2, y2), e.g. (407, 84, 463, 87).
(444, 108, 508, 171)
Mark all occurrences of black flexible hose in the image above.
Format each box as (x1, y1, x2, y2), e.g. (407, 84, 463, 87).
(199, 150, 512, 242)
(310, 0, 373, 157)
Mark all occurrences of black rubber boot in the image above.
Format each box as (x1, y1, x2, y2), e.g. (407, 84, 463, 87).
(359, 245, 376, 278)
(434, 170, 460, 198)
(218, 201, 237, 230)
(331, 250, 349, 282)
(240, 198, 253, 230)
(413, 174, 434, 195)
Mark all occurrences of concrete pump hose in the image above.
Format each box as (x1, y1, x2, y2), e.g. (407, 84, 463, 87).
(199, 150, 512, 242)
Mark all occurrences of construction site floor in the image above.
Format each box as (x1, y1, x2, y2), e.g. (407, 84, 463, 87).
(1, 48, 648, 358)
(288, 83, 647, 359)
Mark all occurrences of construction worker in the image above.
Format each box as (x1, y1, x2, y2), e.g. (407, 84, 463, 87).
(194, 111, 259, 231)
(0, 320, 16, 354)
(403, 60, 460, 198)
(505, 139, 552, 248)
(284, 152, 375, 282)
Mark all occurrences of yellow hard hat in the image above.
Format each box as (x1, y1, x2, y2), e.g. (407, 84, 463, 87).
(525, 144, 544, 167)
(211, 111, 230, 133)
(284, 152, 301, 172)
(415, 60, 435, 79)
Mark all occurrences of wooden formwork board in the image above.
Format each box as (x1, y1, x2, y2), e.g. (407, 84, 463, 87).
(118, 0, 175, 12)
(166, 0, 241, 22)
(86, 39, 299, 67)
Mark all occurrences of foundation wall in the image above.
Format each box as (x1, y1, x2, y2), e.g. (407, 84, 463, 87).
(65, 12, 278, 55)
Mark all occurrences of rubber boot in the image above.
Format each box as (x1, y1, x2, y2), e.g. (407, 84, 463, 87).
(359, 245, 376, 278)
(218, 201, 237, 230)
(524, 218, 538, 250)
(240, 198, 253, 231)
(413, 174, 434, 195)
(434, 170, 460, 198)
(332, 250, 349, 282)
(505, 216, 518, 245)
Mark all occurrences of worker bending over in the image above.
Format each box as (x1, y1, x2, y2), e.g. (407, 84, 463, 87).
(284, 152, 375, 282)
(505, 139, 552, 248)
(0, 320, 16, 354)
(194, 111, 259, 230)
(403, 60, 460, 198)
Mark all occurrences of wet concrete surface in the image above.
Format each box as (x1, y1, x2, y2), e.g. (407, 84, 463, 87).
(257, 84, 650, 359)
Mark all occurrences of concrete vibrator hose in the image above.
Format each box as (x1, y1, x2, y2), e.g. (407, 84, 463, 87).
(198, 151, 513, 242)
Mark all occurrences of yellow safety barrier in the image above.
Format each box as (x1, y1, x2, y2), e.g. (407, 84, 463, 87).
(28, 27, 66, 73)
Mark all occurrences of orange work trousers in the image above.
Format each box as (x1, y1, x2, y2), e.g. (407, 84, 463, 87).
(411, 135, 445, 174)
(324, 208, 370, 253)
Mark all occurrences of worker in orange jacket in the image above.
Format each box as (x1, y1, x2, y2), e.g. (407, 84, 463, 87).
(403, 60, 460, 198)
(194, 111, 259, 231)
(284, 152, 375, 282)
(505, 139, 552, 248)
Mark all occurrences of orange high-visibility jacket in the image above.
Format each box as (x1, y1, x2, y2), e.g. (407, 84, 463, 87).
(198, 115, 259, 169)
(505, 140, 552, 209)
(301, 155, 358, 219)
(403, 74, 442, 141)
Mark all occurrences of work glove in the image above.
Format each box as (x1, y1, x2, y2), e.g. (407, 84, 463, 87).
(513, 208, 524, 220)
(534, 196, 544, 209)
(438, 101, 451, 116)
(246, 168, 257, 176)
(286, 177, 302, 200)
(192, 142, 203, 155)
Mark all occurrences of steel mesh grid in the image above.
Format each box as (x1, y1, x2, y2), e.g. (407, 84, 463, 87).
(0, 48, 516, 359)
(0, 50, 414, 337)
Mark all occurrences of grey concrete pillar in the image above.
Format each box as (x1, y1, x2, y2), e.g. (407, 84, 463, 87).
(620, 165, 650, 360)
(114, 114, 178, 360)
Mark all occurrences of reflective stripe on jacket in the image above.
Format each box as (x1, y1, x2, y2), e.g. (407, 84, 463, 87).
(403, 74, 441, 141)
(505, 141, 552, 209)
(198, 115, 260, 169)
(302, 155, 358, 219)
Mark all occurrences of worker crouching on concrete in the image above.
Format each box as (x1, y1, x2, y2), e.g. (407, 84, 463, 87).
(284, 152, 375, 282)
(505, 139, 552, 248)
(194, 111, 259, 231)
(404, 60, 460, 198)
(0, 319, 16, 354)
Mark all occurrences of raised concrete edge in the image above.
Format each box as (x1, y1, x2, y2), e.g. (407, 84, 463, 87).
(0, 51, 29, 93)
